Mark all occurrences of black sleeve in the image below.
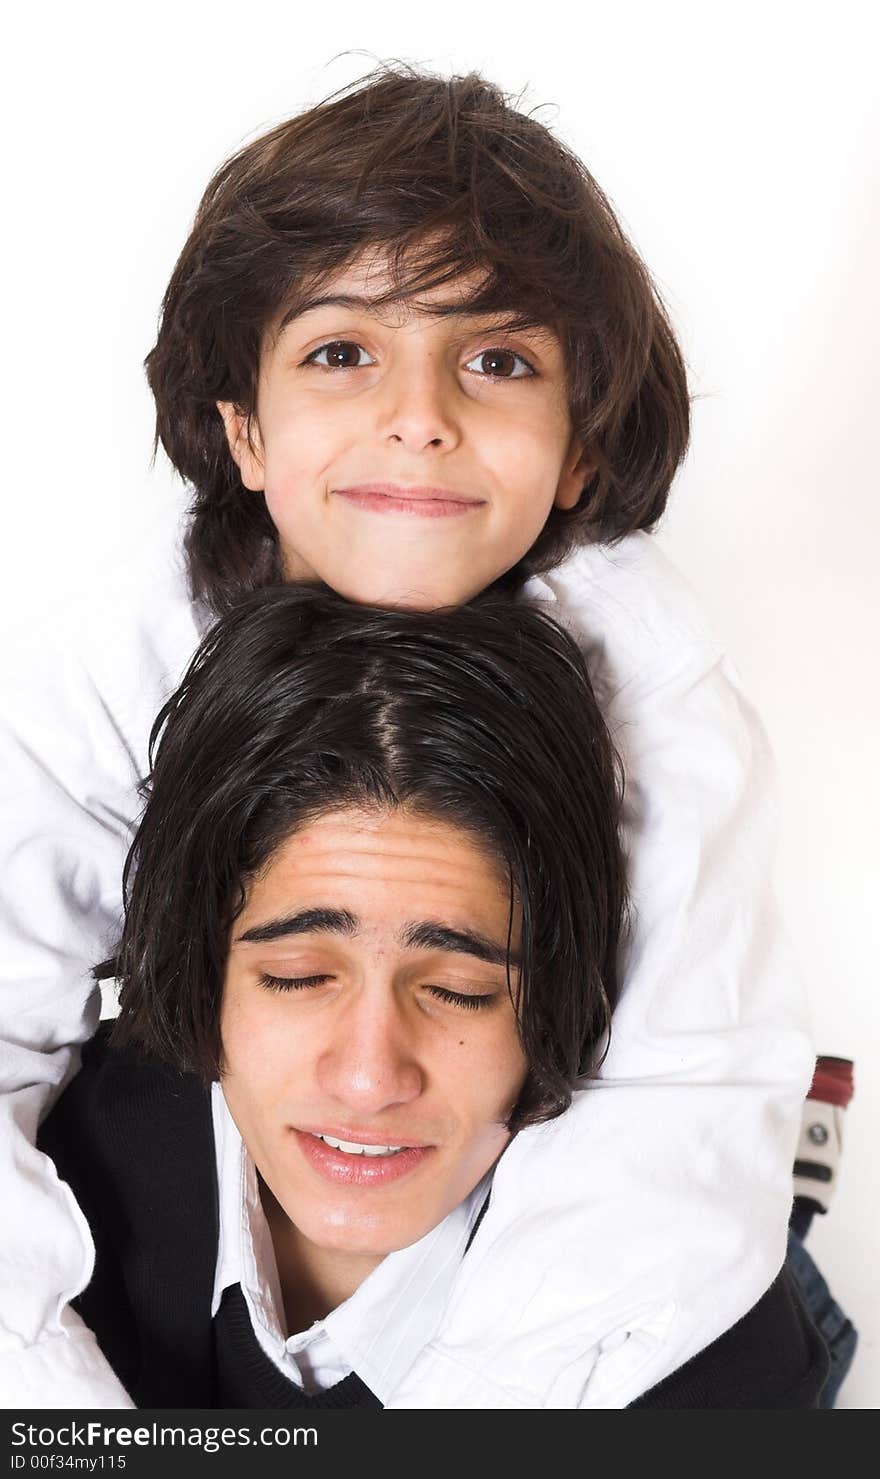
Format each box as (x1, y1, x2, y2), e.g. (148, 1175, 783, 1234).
(629, 1267, 829, 1409)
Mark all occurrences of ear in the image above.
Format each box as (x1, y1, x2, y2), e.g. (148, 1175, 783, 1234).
(553, 435, 595, 511)
(216, 401, 266, 492)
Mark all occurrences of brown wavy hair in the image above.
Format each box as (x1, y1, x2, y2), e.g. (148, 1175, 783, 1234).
(145, 61, 690, 614)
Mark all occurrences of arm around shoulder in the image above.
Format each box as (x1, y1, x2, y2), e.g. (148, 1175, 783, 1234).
(0, 554, 200, 1405)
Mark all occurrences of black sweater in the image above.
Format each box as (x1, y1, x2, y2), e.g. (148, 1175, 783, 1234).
(38, 1029, 828, 1409)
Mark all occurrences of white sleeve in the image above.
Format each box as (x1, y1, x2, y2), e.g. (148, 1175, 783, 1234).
(0, 542, 200, 1410)
(385, 536, 815, 1409)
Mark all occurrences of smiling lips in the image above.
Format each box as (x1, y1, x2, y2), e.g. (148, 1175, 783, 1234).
(332, 482, 484, 518)
(294, 1127, 434, 1186)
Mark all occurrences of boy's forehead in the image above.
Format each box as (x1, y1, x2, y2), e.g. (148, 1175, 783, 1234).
(322, 246, 483, 305)
(289, 246, 485, 319)
(271, 245, 559, 343)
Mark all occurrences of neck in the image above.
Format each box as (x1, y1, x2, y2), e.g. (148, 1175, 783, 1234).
(259, 1178, 385, 1335)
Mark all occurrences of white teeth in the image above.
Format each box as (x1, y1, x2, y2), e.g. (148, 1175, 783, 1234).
(317, 1133, 404, 1157)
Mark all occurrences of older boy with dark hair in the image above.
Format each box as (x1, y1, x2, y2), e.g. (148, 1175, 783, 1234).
(39, 588, 826, 1408)
(0, 63, 813, 1408)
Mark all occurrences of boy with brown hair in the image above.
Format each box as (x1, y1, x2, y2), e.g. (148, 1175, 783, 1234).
(0, 62, 812, 1408)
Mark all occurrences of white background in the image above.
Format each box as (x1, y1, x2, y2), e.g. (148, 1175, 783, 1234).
(2, 0, 877, 1407)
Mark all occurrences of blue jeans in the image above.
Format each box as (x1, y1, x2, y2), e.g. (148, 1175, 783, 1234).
(786, 1227, 858, 1408)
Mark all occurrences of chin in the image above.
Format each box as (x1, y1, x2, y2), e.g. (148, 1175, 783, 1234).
(341, 573, 488, 612)
(310, 1207, 434, 1257)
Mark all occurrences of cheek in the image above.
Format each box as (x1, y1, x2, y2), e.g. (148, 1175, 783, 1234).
(219, 988, 259, 1069)
(490, 1053, 529, 1126)
(497, 403, 570, 490)
(261, 425, 315, 489)
(220, 992, 305, 1114)
(449, 1028, 528, 1137)
(261, 391, 357, 477)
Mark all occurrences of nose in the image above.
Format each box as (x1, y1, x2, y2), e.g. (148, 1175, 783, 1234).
(376, 350, 462, 454)
(315, 988, 425, 1118)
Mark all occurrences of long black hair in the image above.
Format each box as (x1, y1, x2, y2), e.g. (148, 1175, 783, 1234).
(112, 585, 627, 1130)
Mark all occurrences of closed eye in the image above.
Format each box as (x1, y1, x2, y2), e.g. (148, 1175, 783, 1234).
(258, 974, 495, 1010)
(426, 985, 496, 1011)
(259, 972, 334, 992)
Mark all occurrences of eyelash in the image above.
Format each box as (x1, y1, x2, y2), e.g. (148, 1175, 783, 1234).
(258, 972, 494, 1011)
(302, 340, 537, 380)
(425, 986, 495, 1011)
(260, 973, 331, 992)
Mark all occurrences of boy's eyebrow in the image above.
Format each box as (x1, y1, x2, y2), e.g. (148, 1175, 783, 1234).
(277, 294, 390, 333)
(237, 907, 357, 943)
(401, 920, 520, 969)
(235, 908, 518, 965)
(275, 294, 553, 340)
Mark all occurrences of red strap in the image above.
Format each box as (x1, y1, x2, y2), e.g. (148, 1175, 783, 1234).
(808, 1056, 854, 1108)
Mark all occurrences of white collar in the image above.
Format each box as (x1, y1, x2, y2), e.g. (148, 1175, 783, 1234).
(210, 1083, 490, 1401)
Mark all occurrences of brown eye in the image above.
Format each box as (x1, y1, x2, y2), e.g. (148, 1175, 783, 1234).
(464, 348, 535, 379)
(305, 341, 375, 370)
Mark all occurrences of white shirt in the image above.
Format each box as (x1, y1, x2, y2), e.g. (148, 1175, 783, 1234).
(210, 1085, 489, 1400)
(0, 516, 814, 1409)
